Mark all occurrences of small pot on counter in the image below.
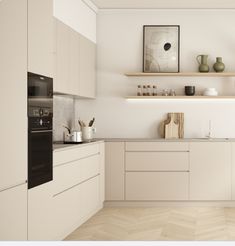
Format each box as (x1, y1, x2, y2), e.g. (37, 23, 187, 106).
(63, 131, 83, 143)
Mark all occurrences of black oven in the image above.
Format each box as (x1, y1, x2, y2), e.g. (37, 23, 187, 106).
(28, 72, 53, 189)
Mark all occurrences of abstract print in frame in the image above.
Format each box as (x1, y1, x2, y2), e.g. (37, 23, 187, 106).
(143, 25, 180, 73)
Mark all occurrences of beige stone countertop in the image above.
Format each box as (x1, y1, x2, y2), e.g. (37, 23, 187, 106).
(97, 138, 235, 142)
(53, 140, 104, 152)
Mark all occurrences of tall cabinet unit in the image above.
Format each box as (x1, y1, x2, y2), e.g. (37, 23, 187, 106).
(0, 0, 27, 240)
(28, 0, 54, 77)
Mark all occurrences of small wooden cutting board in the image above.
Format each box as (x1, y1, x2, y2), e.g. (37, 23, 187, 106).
(165, 116, 179, 139)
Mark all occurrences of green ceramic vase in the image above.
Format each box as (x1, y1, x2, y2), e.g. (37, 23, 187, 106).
(213, 57, 225, 72)
(196, 55, 209, 73)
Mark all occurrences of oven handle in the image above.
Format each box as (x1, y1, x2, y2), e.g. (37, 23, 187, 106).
(30, 130, 53, 133)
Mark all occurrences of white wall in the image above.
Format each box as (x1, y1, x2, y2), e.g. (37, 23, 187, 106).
(53, 0, 97, 43)
(76, 9, 235, 138)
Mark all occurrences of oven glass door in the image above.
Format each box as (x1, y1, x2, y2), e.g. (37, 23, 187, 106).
(28, 72, 53, 98)
(28, 130, 53, 189)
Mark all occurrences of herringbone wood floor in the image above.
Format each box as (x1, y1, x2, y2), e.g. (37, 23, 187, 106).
(65, 207, 235, 241)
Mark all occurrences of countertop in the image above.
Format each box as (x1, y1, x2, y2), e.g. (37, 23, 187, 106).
(53, 140, 104, 152)
(97, 138, 235, 142)
(53, 138, 235, 151)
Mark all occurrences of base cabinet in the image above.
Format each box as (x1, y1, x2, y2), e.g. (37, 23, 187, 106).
(27, 142, 104, 240)
(28, 182, 54, 240)
(53, 175, 100, 240)
(190, 142, 231, 201)
(126, 172, 189, 200)
(0, 184, 27, 240)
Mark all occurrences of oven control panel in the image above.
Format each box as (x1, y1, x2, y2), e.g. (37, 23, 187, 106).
(29, 116, 52, 131)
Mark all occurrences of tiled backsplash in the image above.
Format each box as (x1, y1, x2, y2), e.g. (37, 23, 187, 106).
(53, 95, 75, 142)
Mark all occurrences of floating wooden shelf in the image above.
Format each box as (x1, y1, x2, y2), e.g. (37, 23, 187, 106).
(126, 96, 235, 100)
(125, 72, 235, 77)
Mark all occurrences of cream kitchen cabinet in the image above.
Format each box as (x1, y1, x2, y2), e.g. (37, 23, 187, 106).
(232, 142, 235, 200)
(28, 142, 104, 240)
(28, 181, 54, 240)
(105, 142, 125, 201)
(54, 19, 96, 98)
(0, 0, 27, 192)
(79, 34, 96, 98)
(125, 141, 189, 201)
(0, 184, 27, 240)
(28, 0, 54, 77)
(55, 19, 72, 94)
(190, 142, 231, 200)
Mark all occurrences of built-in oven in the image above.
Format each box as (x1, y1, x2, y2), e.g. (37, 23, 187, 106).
(28, 72, 53, 189)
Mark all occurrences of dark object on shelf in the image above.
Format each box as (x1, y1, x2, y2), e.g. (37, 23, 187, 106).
(185, 86, 195, 96)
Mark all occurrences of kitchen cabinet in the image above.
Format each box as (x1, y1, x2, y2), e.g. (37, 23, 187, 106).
(125, 141, 189, 201)
(54, 19, 96, 98)
(28, 182, 54, 240)
(99, 142, 105, 204)
(105, 142, 125, 200)
(126, 172, 189, 200)
(51, 142, 104, 240)
(0, 0, 27, 191)
(55, 20, 72, 94)
(0, 184, 27, 240)
(190, 142, 231, 200)
(232, 143, 235, 200)
(79, 34, 96, 98)
(28, 0, 54, 77)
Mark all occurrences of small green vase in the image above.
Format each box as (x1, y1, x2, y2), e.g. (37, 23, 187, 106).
(213, 57, 225, 72)
(196, 55, 209, 73)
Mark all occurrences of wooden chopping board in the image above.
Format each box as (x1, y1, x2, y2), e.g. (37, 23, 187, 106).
(164, 115, 179, 139)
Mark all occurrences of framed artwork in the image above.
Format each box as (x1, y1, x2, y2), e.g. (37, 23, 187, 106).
(143, 25, 180, 73)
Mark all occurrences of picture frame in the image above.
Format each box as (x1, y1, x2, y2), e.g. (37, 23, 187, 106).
(143, 25, 180, 73)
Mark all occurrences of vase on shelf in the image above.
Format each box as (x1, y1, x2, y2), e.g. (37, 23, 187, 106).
(196, 54, 209, 73)
(213, 57, 225, 72)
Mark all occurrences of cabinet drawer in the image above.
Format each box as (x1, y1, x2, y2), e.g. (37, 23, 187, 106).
(126, 152, 189, 171)
(125, 142, 189, 152)
(53, 154, 100, 195)
(126, 172, 189, 200)
(52, 175, 100, 240)
(53, 144, 99, 166)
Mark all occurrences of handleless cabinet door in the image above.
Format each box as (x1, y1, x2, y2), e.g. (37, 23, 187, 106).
(190, 142, 231, 200)
(0, 184, 27, 240)
(105, 142, 125, 200)
(28, 182, 54, 240)
(0, 0, 27, 190)
(55, 20, 71, 94)
(28, 0, 54, 77)
(79, 34, 96, 98)
(70, 29, 80, 95)
(231, 143, 235, 200)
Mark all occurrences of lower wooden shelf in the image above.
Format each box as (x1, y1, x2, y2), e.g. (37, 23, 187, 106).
(126, 96, 235, 100)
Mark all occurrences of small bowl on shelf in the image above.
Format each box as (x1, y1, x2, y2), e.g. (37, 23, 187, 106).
(185, 86, 195, 96)
(203, 88, 218, 96)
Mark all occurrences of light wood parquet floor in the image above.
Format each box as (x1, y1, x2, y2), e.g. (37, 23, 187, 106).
(65, 207, 235, 241)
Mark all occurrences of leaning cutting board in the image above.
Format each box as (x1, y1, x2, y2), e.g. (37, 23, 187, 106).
(165, 116, 179, 139)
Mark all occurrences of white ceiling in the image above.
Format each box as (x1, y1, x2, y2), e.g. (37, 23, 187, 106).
(90, 0, 235, 9)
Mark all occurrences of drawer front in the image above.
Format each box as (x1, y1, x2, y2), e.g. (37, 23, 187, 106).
(53, 154, 100, 195)
(125, 142, 189, 152)
(53, 144, 99, 166)
(126, 152, 189, 171)
(126, 172, 189, 200)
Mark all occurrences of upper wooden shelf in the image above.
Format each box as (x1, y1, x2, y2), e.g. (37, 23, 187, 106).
(124, 72, 235, 77)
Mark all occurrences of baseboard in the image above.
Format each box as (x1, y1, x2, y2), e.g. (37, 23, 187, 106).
(104, 201, 235, 207)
